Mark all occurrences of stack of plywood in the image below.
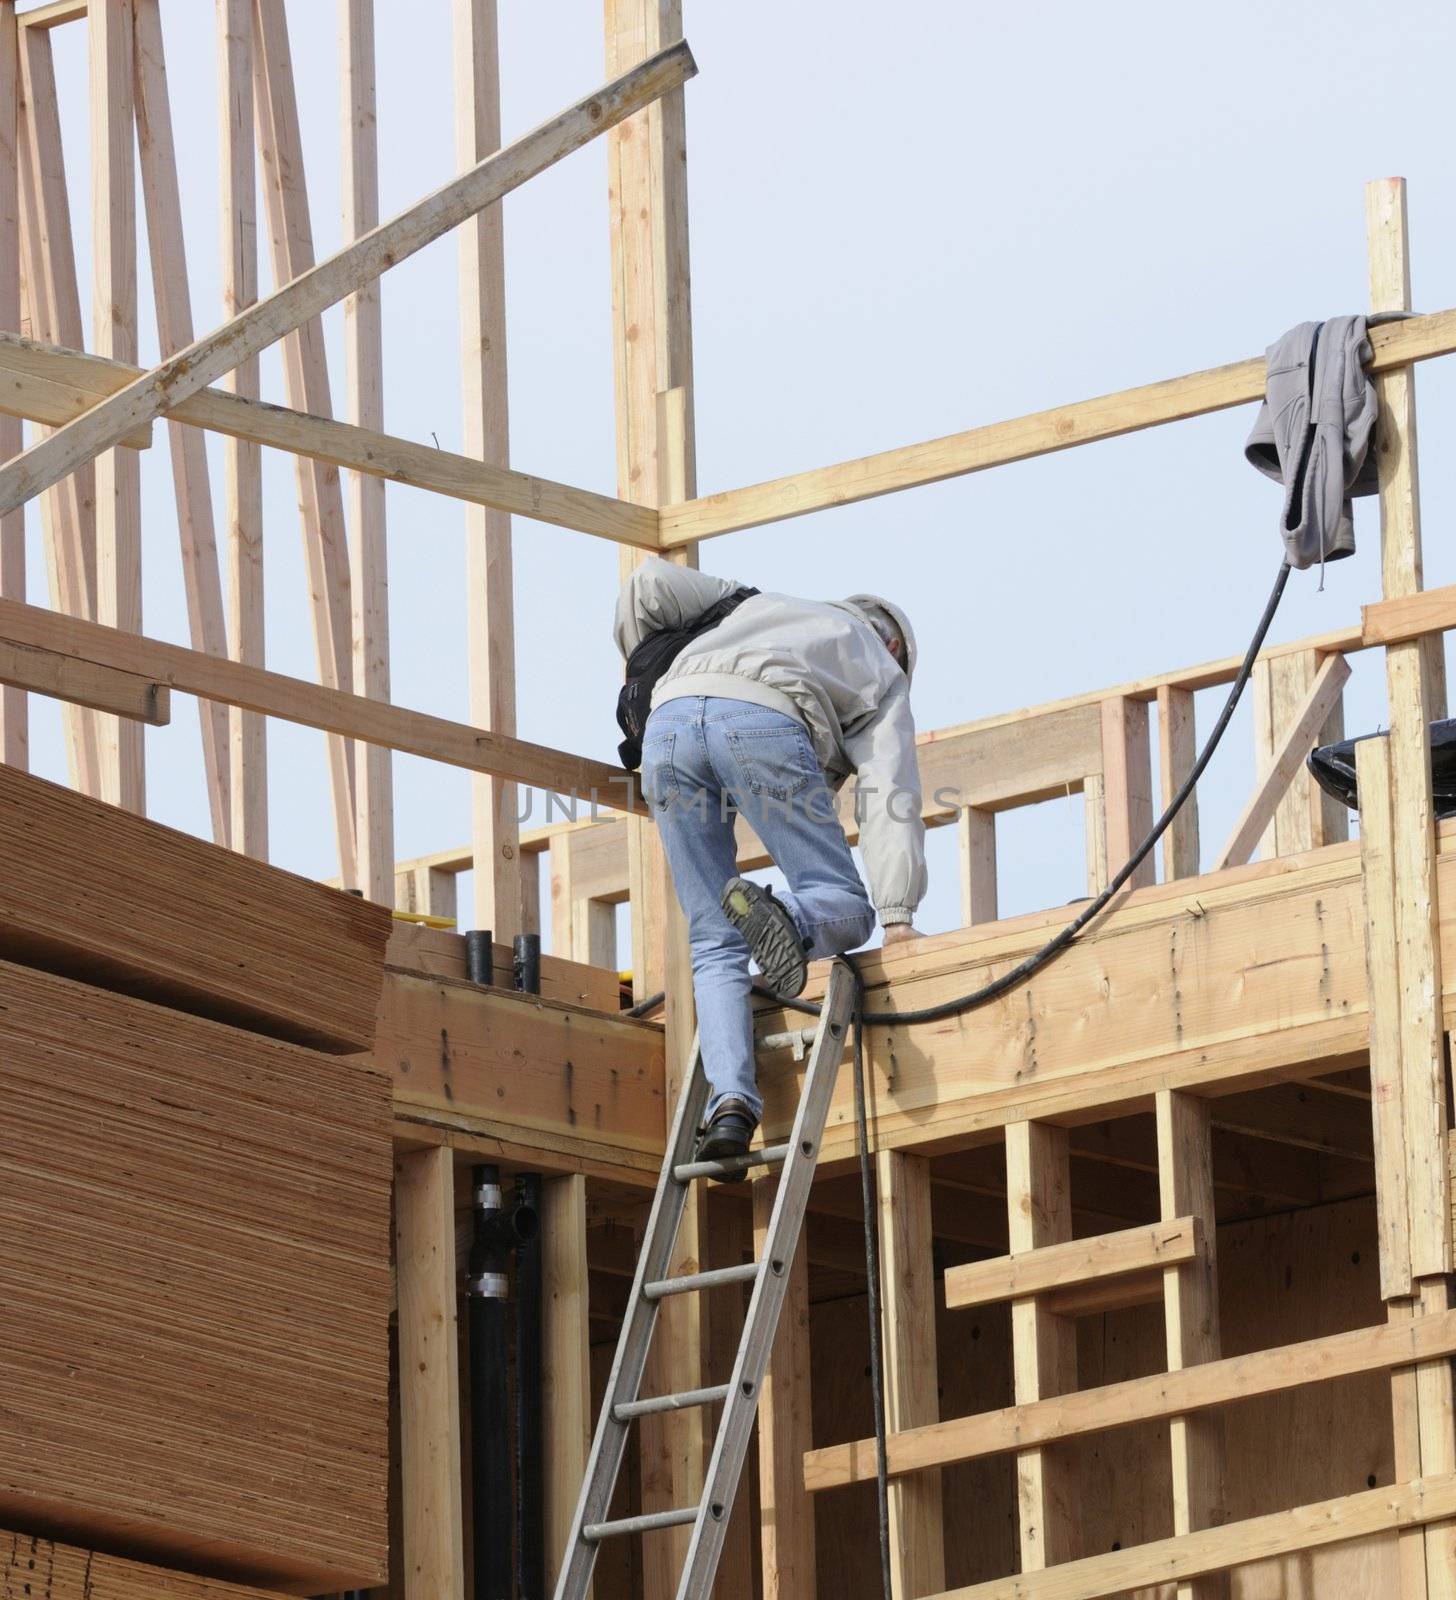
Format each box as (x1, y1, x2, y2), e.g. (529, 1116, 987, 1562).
(0, 762, 390, 1051)
(0, 1527, 284, 1599)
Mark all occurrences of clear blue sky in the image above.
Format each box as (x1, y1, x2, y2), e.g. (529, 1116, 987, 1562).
(29, 0, 1456, 944)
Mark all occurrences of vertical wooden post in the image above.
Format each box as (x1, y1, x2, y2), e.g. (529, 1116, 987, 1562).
(0, 0, 24, 771)
(90, 0, 144, 813)
(1005, 1120, 1080, 1570)
(1099, 696, 1153, 889)
(1156, 1090, 1228, 1600)
(753, 1175, 816, 1600)
(218, 0, 267, 859)
(454, 0, 520, 940)
(552, 831, 618, 969)
(395, 864, 460, 928)
(605, 4, 702, 1586)
(876, 1149, 945, 1597)
(542, 1173, 592, 1597)
(1250, 649, 1347, 860)
(958, 805, 997, 926)
(705, 1189, 754, 1600)
(395, 1145, 466, 1600)
(342, 0, 393, 904)
(1082, 772, 1109, 895)
(1156, 684, 1199, 880)
(133, 0, 232, 845)
(251, 0, 358, 885)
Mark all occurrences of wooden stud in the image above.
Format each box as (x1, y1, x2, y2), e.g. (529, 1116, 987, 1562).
(1250, 648, 1348, 861)
(1005, 1120, 1080, 1570)
(454, 0, 519, 939)
(1082, 772, 1108, 894)
(1157, 684, 1198, 879)
(395, 862, 460, 927)
(342, 0, 393, 904)
(395, 1145, 465, 1600)
(1098, 696, 1153, 890)
(217, 0, 266, 859)
(90, 0, 143, 813)
(133, 0, 231, 843)
(877, 1149, 945, 1597)
(541, 1173, 591, 1597)
(705, 1188, 754, 1600)
(551, 827, 618, 968)
(1156, 1089, 1228, 1600)
(753, 1173, 815, 1600)
(0, 2, 22, 769)
(958, 805, 997, 926)
(251, 0, 357, 886)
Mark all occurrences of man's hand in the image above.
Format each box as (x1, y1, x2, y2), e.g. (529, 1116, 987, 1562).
(881, 923, 923, 946)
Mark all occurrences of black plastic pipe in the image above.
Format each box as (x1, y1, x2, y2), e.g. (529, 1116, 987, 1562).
(466, 928, 494, 987)
(513, 932, 541, 994)
(514, 1172, 544, 1600)
(467, 1164, 538, 1600)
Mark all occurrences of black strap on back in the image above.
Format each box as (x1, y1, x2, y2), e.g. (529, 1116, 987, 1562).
(616, 587, 759, 769)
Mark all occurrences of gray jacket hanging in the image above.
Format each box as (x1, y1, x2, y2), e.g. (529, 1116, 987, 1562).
(1244, 315, 1381, 572)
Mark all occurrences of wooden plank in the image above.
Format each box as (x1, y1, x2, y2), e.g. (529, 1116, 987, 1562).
(133, 0, 231, 844)
(802, 1309, 1456, 1493)
(1364, 582, 1456, 649)
(1157, 1090, 1228, 1600)
(1005, 1121, 1080, 1569)
(455, 0, 519, 938)
(0, 594, 646, 806)
(0, 1529, 283, 1598)
(217, 0, 266, 858)
(1099, 696, 1153, 889)
(251, 0, 357, 886)
(0, 634, 167, 720)
(705, 1190, 754, 1600)
(395, 1145, 465, 1600)
(657, 306, 1456, 545)
(877, 1149, 945, 1597)
(90, 0, 143, 813)
(1157, 683, 1199, 880)
(542, 1173, 591, 1597)
(754, 1173, 816, 1599)
(551, 825, 618, 968)
(958, 804, 997, 926)
(0, 0, 24, 769)
(944, 1216, 1199, 1311)
(1082, 772, 1108, 894)
(924, 1474, 1456, 1600)
(1252, 648, 1348, 859)
(0, 37, 697, 516)
(341, 0, 392, 903)
(16, 0, 87, 25)
(1213, 652, 1351, 871)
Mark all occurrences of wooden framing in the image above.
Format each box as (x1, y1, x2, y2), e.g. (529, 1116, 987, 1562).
(0, 1, 25, 771)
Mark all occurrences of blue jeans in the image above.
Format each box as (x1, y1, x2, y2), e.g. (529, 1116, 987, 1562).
(640, 696, 875, 1122)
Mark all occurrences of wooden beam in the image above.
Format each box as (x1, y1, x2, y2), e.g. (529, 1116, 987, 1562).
(455, 0, 519, 938)
(1213, 652, 1350, 871)
(394, 1145, 465, 1600)
(705, 1191, 754, 1600)
(0, 635, 167, 721)
(0, 38, 697, 516)
(1364, 583, 1456, 650)
(133, 0, 231, 843)
(541, 1173, 591, 1597)
(657, 306, 1456, 545)
(877, 1149, 945, 1597)
(1391, 1284, 1456, 1599)
(944, 1216, 1199, 1311)
(15, 0, 86, 26)
(1157, 684, 1199, 880)
(0, 331, 660, 546)
(341, 0, 392, 903)
(1099, 696, 1153, 889)
(754, 1173, 816, 1600)
(958, 805, 997, 926)
(0, 0, 24, 770)
(0, 594, 647, 806)
(217, 0, 265, 859)
(90, 0, 143, 813)
(924, 1474, 1456, 1600)
(802, 1310, 1456, 1492)
(1156, 1090, 1227, 1600)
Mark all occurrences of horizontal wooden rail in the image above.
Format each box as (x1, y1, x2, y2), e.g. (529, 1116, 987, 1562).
(943, 1217, 1199, 1311)
(0, 640, 168, 725)
(15, 1, 87, 28)
(0, 333, 659, 548)
(0, 40, 697, 517)
(659, 307, 1456, 543)
(0, 597, 645, 812)
(1363, 581, 1456, 649)
(927, 1473, 1456, 1600)
(803, 1309, 1456, 1491)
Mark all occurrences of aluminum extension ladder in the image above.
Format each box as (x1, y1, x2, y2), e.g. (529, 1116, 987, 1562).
(552, 960, 855, 1600)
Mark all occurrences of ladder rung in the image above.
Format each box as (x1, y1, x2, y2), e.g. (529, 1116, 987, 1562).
(673, 1142, 791, 1183)
(642, 1261, 759, 1301)
(583, 1505, 698, 1543)
(757, 1024, 819, 1054)
(612, 1383, 729, 1423)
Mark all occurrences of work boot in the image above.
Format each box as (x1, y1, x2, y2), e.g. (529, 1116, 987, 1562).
(696, 1098, 759, 1180)
(720, 876, 809, 999)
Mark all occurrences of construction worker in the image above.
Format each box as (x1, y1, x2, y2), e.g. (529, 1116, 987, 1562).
(614, 557, 926, 1173)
